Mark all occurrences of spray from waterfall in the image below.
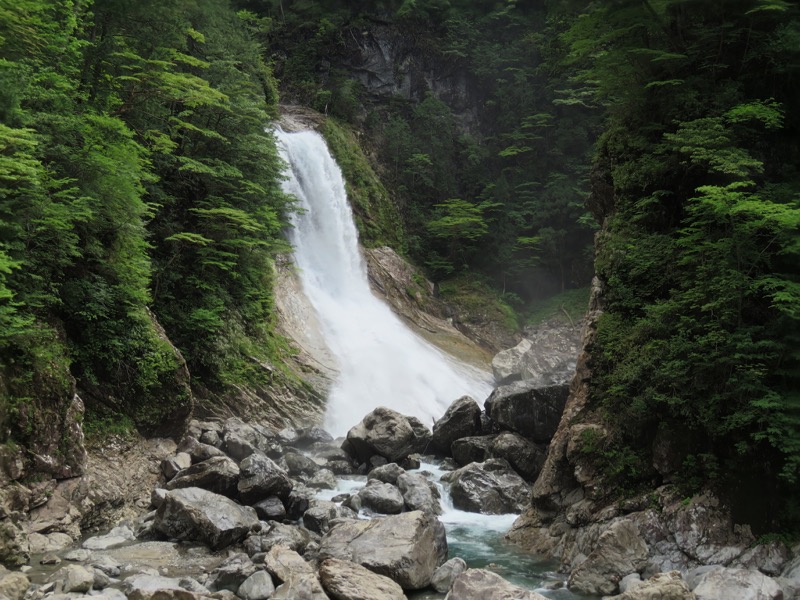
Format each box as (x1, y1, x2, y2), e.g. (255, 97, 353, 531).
(276, 128, 492, 436)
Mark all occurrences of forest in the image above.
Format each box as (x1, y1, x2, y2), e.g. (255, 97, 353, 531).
(0, 0, 798, 531)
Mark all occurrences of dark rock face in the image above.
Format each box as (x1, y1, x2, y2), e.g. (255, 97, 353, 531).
(154, 487, 258, 550)
(484, 381, 569, 443)
(165, 456, 240, 497)
(252, 496, 286, 521)
(430, 396, 482, 456)
(451, 436, 496, 467)
(344, 407, 431, 464)
(357, 481, 405, 515)
(490, 432, 547, 481)
(238, 451, 293, 504)
(445, 459, 530, 515)
(318, 511, 447, 590)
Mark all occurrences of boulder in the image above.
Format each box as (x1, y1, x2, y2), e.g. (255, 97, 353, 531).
(344, 408, 431, 464)
(303, 500, 357, 534)
(430, 396, 482, 455)
(0, 571, 29, 600)
(319, 511, 447, 590)
(484, 381, 569, 442)
(176, 436, 226, 464)
(368, 463, 405, 485)
(605, 570, 693, 599)
(265, 545, 315, 583)
(446, 459, 529, 514)
(82, 525, 135, 550)
(206, 553, 257, 592)
(253, 496, 287, 521)
(451, 436, 495, 466)
(283, 452, 321, 477)
(567, 520, 649, 596)
(431, 557, 467, 594)
(272, 574, 329, 600)
(396, 472, 441, 515)
(732, 541, 790, 576)
(154, 487, 258, 550)
(295, 427, 334, 448)
(122, 574, 208, 599)
(0, 519, 29, 566)
(223, 418, 266, 462)
(445, 569, 548, 599)
(238, 451, 293, 504)
(238, 571, 276, 600)
(307, 469, 338, 490)
(358, 481, 405, 515)
(166, 456, 240, 497)
(490, 432, 546, 480)
(319, 558, 407, 600)
(161, 453, 192, 481)
(693, 567, 783, 600)
(246, 522, 313, 555)
(50, 564, 94, 593)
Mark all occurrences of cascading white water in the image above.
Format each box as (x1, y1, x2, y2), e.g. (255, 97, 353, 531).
(277, 128, 492, 436)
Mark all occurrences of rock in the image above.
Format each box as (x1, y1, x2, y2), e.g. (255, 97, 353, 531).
(490, 432, 546, 480)
(238, 451, 293, 504)
(396, 472, 441, 515)
(247, 522, 313, 555)
(303, 501, 358, 534)
(430, 396, 482, 456)
(176, 436, 226, 464)
(82, 524, 135, 550)
(206, 553, 257, 592)
(200, 429, 221, 448)
(40, 552, 61, 565)
(265, 545, 315, 583)
(484, 381, 569, 442)
(253, 497, 287, 521)
(91, 555, 122, 577)
(223, 418, 266, 462)
(344, 408, 431, 464)
(295, 427, 334, 448)
(28, 531, 72, 554)
(319, 511, 447, 590)
(122, 573, 208, 599)
(238, 571, 276, 600)
(307, 469, 337, 490)
(567, 520, 649, 596)
(166, 456, 240, 497)
(491, 319, 581, 387)
(0, 519, 29, 566)
(368, 463, 405, 485)
(319, 558, 407, 600)
(0, 571, 30, 600)
(606, 571, 693, 599)
(93, 567, 111, 589)
(693, 567, 784, 600)
(50, 564, 95, 593)
(445, 569, 548, 599)
(733, 541, 790, 576)
(63, 548, 92, 562)
(446, 459, 529, 514)
(619, 573, 643, 593)
(161, 453, 192, 481)
(154, 487, 258, 550)
(283, 453, 321, 477)
(451, 436, 495, 466)
(272, 574, 329, 600)
(358, 481, 404, 515)
(285, 487, 316, 520)
(151, 488, 168, 509)
(431, 557, 467, 593)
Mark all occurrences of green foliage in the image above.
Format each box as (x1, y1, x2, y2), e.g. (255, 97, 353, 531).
(526, 286, 591, 327)
(438, 273, 519, 332)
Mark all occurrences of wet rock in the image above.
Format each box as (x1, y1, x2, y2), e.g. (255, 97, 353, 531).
(567, 520, 649, 596)
(344, 408, 431, 464)
(368, 463, 405, 485)
(303, 500, 358, 534)
(91, 555, 122, 577)
(50, 564, 94, 593)
(238, 571, 275, 600)
(93, 567, 111, 590)
(445, 569, 548, 599)
(430, 396, 482, 456)
(446, 459, 529, 515)
(358, 481, 404, 515)
(82, 524, 135, 550)
(286, 487, 316, 520)
(223, 418, 266, 462)
(238, 451, 293, 504)
(253, 497, 287, 521)
(40, 552, 61, 565)
(490, 432, 546, 481)
(161, 453, 192, 481)
(431, 557, 467, 593)
(396, 472, 441, 515)
(28, 531, 72, 554)
(319, 510, 447, 590)
(692, 567, 784, 599)
(307, 469, 337, 490)
(283, 453, 320, 477)
(154, 487, 258, 550)
(451, 436, 495, 466)
(319, 558, 407, 600)
(166, 456, 240, 498)
(206, 553, 257, 592)
(122, 573, 208, 599)
(605, 570, 693, 599)
(485, 381, 569, 443)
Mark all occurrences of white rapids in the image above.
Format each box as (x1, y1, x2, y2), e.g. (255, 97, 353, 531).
(276, 128, 492, 436)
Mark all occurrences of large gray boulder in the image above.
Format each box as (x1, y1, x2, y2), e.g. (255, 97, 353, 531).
(344, 408, 431, 464)
(444, 569, 548, 599)
(238, 451, 293, 504)
(165, 456, 240, 497)
(319, 511, 447, 590)
(265, 545, 328, 600)
(451, 435, 495, 466)
(484, 381, 569, 442)
(154, 487, 258, 550)
(282, 452, 321, 477)
(490, 432, 546, 480)
(445, 459, 529, 514)
(303, 500, 358, 534)
(430, 396, 482, 455)
(176, 436, 226, 464)
(431, 558, 467, 594)
(603, 570, 693, 600)
(567, 520, 649, 596)
(319, 558, 407, 600)
(396, 472, 441, 515)
(245, 522, 313, 556)
(238, 571, 275, 600)
(692, 567, 783, 600)
(358, 481, 405, 515)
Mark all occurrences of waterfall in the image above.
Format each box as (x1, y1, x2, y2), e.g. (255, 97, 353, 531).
(277, 128, 492, 436)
